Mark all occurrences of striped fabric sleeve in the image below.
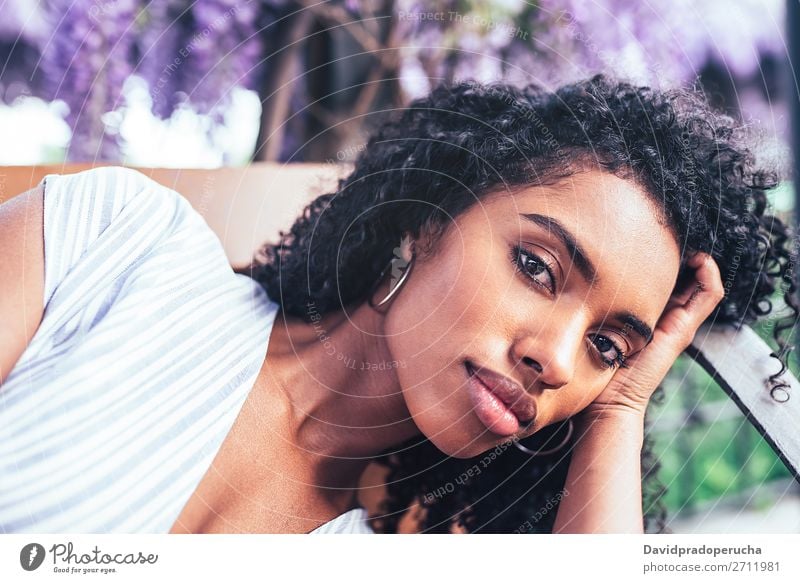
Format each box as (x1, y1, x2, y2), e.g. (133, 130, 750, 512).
(40, 166, 186, 311)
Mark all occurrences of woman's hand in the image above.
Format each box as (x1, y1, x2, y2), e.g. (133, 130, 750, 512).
(581, 251, 726, 420)
(555, 252, 725, 533)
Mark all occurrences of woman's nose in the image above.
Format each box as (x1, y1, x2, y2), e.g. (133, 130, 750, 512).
(510, 317, 584, 389)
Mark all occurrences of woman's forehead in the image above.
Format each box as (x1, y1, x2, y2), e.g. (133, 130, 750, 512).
(487, 172, 674, 244)
(471, 170, 682, 312)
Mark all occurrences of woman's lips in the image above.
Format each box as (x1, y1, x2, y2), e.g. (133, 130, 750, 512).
(465, 361, 537, 437)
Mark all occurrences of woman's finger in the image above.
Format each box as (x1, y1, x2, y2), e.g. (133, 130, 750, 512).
(666, 268, 698, 307)
(683, 252, 725, 318)
(664, 252, 710, 308)
(656, 252, 725, 347)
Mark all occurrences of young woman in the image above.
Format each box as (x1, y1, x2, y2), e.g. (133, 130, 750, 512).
(1, 75, 796, 534)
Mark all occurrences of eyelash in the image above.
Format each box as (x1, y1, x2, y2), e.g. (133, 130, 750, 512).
(510, 244, 557, 294)
(510, 244, 630, 371)
(590, 334, 630, 370)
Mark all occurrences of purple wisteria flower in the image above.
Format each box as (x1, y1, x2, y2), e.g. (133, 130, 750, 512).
(180, 0, 263, 120)
(39, 0, 139, 160)
(0, 0, 789, 162)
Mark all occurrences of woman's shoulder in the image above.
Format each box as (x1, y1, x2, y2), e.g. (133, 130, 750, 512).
(38, 166, 248, 303)
(10, 164, 278, 379)
(42, 165, 182, 220)
(41, 166, 193, 237)
(0, 168, 281, 533)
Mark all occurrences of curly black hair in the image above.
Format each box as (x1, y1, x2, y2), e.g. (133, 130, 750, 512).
(243, 74, 799, 533)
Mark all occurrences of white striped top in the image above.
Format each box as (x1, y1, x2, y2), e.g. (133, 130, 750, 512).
(0, 166, 373, 534)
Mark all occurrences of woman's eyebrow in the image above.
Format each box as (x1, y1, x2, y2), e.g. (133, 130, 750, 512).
(519, 212, 655, 345)
(615, 311, 655, 346)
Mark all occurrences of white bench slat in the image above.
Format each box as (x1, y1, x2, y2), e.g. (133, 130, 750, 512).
(686, 323, 799, 481)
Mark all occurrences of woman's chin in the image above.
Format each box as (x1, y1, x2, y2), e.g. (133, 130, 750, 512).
(420, 423, 514, 459)
(400, 372, 525, 458)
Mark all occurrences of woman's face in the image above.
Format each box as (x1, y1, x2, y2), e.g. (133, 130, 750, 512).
(383, 168, 682, 458)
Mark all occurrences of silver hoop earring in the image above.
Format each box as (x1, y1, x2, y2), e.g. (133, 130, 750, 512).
(514, 418, 574, 457)
(368, 252, 415, 308)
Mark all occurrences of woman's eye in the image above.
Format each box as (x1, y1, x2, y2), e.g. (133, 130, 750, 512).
(511, 245, 555, 293)
(591, 334, 628, 370)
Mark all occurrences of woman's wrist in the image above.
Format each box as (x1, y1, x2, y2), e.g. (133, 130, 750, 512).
(572, 405, 646, 446)
(575, 402, 647, 424)
(553, 405, 647, 533)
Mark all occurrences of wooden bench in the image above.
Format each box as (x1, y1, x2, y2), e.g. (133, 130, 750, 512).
(686, 324, 799, 481)
(2, 164, 798, 486)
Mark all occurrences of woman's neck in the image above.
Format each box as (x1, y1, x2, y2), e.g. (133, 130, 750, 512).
(251, 299, 421, 488)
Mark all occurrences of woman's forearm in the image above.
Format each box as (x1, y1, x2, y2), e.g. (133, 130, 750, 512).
(552, 411, 646, 533)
